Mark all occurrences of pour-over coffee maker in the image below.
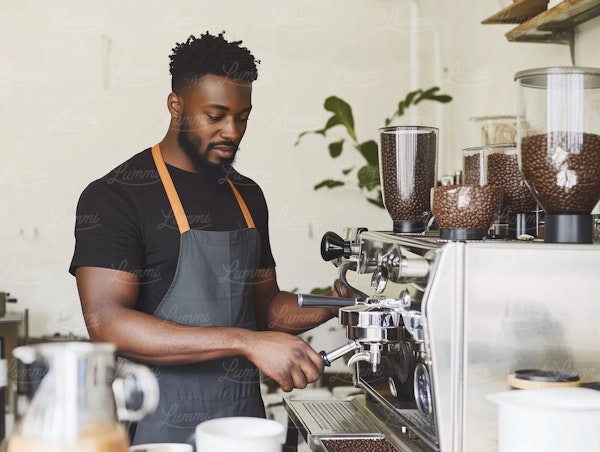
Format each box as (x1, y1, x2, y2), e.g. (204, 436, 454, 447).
(515, 66, 600, 243)
(378, 126, 438, 233)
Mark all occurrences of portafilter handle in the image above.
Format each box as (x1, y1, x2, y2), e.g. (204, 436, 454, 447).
(319, 341, 362, 367)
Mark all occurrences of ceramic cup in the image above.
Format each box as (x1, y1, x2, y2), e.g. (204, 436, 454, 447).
(196, 416, 285, 452)
(129, 444, 193, 452)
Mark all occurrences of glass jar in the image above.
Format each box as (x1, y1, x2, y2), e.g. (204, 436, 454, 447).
(470, 115, 517, 146)
(515, 66, 600, 243)
(462, 146, 485, 186)
(378, 126, 438, 233)
(486, 143, 539, 238)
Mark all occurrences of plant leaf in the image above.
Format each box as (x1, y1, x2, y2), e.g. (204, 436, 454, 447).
(415, 86, 440, 104)
(366, 191, 385, 209)
(341, 167, 354, 175)
(357, 164, 381, 190)
(314, 179, 345, 190)
(396, 103, 406, 117)
(323, 96, 357, 141)
(357, 140, 379, 166)
(430, 94, 453, 103)
(329, 140, 344, 158)
(421, 86, 440, 96)
(294, 129, 327, 146)
(310, 286, 332, 295)
(404, 89, 422, 106)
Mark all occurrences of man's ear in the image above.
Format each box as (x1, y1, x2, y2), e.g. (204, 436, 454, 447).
(167, 92, 182, 118)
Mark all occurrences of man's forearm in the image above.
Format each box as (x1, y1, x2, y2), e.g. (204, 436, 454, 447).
(87, 305, 254, 366)
(261, 290, 337, 334)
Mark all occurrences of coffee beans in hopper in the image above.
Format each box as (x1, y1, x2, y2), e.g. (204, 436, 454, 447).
(521, 132, 600, 213)
(432, 184, 501, 230)
(487, 152, 537, 213)
(463, 154, 483, 185)
(380, 132, 437, 224)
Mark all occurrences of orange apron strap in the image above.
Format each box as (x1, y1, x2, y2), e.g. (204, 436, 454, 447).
(227, 179, 256, 229)
(151, 144, 190, 234)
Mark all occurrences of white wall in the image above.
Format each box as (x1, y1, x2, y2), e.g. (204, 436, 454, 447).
(0, 0, 598, 339)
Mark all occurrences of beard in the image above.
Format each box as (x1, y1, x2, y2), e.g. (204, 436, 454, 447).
(177, 126, 237, 178)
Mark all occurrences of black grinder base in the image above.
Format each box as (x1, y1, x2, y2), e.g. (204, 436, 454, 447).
(393, 221, 426, 234)
(440, 228, 488, 240)
(544, 214, 594, 244)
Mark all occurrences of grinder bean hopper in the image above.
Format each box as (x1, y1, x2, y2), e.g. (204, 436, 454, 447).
(515, 67, 600, 243)
(379, 126, 438, 233)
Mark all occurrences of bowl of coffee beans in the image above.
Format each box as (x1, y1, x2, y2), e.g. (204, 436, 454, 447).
(432, 184, 502, 240)
(521, 131, 600, 213)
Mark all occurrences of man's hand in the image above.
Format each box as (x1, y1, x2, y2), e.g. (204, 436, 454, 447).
(243, 331, 324, 392)
(332, 278, 355, 299)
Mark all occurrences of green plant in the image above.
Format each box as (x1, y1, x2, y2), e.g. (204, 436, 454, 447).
(295, 87, 452, 208)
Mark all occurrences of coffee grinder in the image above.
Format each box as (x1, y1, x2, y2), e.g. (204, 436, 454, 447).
(378, 126, 438, 233)
(515, 67, 600, 243)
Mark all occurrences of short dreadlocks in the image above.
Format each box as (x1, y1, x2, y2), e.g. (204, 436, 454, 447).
(169, 31, 260, 93)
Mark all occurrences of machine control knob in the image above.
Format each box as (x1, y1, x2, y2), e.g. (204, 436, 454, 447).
(321, 231, 353, 261)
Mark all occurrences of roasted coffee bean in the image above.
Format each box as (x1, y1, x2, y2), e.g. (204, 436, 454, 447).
(322, 438, 398, 451)
(432, 184, 501, 229)
(463, 153, 483, 185)
(521, 132, 600, 213)
(380, 131, 437, 223)
(487, 152, 537, 213)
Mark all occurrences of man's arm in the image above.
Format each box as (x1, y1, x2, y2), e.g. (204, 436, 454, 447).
(76, 266, 323, 391)
(252, 267, 338, 334)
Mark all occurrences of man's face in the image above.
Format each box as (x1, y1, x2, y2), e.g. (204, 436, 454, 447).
(176, 74, 253, 172)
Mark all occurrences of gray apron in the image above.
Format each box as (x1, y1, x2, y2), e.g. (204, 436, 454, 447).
(131, 144, 266, 445)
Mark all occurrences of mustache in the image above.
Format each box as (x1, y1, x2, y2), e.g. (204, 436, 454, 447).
(206, 140, 238, 151)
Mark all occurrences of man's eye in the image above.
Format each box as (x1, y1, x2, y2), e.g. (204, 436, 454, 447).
(238, 116, 249, 123)
(207, 115, 222, 121)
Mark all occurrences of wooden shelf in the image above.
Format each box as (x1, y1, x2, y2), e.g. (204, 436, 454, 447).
(482, 0, 550, 25)
(505, 0, 600, 42)
(483, 0, 600, 44)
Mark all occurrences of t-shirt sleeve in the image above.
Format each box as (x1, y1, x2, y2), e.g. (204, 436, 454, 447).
(69, 180, 144, 276)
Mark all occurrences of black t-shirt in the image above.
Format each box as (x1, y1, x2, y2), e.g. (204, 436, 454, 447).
(70, 148, 275, 315)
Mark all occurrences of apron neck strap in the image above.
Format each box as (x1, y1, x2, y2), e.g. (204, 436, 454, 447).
(151, 144, 255, 234)
(226, 179, 255, 229)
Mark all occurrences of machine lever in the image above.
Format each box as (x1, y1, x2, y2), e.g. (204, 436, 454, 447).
(297, 294, 356, 308)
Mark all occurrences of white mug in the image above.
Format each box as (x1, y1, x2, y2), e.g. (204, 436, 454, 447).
(196, 416, 285, 452)
(129, 444, 193, 452)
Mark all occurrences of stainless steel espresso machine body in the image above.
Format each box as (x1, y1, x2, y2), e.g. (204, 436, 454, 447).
(287, 229, 600, 451)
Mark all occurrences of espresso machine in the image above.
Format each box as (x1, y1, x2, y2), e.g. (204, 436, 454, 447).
(284, 80, 600, 451)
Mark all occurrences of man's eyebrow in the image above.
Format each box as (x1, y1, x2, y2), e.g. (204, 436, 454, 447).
(206, 104, 253, 113)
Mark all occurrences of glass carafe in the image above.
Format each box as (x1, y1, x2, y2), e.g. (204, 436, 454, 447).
(7, 341, 159, 452)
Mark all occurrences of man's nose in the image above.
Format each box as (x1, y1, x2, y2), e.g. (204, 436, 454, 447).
(220, 117, 243, 142)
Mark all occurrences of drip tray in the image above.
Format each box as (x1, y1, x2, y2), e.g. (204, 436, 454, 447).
(285, 398, 383, 436)
(284, 398, 386, 450)
(284, 396, 431, 452)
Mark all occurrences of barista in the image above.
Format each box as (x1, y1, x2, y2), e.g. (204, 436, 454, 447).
(70, 32, 346, 444)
